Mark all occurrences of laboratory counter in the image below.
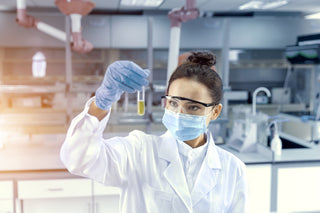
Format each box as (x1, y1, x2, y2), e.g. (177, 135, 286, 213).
(219, 143, 320, 164)
(1, 134, 320, 213)
(1, 134, 320, 172)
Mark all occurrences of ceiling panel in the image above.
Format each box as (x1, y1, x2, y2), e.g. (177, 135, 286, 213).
(158, 0, 185, 10)
(198, 0, 250, 12)
(93, 0, 120, 10)
(1, 0, 320, 14)
(276, 0, 320, 13)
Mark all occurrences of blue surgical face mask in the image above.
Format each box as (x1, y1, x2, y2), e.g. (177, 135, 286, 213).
(162, 109, 208, 141)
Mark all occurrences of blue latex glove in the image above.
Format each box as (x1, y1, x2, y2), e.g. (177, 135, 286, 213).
(95, 61, 150, 110)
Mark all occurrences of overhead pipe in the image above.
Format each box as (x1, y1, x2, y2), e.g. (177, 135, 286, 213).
(16, 0, 95, 54)
(55, 0, 95, 54)
(166, 0, 199, 84)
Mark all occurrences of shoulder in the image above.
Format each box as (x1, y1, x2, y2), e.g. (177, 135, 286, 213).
(128, 130, 162, 142)
(126, 130, 166, 148)
(214, 145, 246, 175)
(216, 145, 244, 163)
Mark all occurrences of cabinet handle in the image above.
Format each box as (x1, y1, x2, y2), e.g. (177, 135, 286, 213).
(88, 203, 92, 213)
(47, 187, 63, 192)
(95, 203, 99, 213)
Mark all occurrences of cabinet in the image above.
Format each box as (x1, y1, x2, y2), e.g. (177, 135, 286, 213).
(93, 182, 120, 213)
(0, 181, 14, 213)
(0, 47, 108, 143)
(246, 164, 272, 213)
(17, 178, 120, 213)
(277, 164, 320, 212)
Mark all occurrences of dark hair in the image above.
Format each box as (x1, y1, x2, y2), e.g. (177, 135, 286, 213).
(187, 51, 216, 67)
(168, 51, 222, 104)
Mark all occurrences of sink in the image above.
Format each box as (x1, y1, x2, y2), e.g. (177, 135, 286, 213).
(280, 137, 309, 149)
(268, 136, 309, 149)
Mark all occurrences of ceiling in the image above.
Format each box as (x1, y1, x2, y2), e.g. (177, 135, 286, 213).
(1, 0, 320, 16)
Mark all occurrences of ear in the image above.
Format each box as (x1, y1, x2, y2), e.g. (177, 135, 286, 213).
(210, 104, 222, 121)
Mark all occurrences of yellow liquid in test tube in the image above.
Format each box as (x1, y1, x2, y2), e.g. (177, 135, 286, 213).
(137, 100, 145, 116)
(137, 87, 145, 116)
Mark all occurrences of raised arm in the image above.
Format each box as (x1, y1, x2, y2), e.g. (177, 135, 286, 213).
(60, 61, 149, 185)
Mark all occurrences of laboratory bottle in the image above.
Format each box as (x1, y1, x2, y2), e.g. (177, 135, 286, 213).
(271, 133, 282, 156)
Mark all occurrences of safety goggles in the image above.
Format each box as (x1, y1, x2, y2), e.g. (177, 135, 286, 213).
(161, 95, 218, 116)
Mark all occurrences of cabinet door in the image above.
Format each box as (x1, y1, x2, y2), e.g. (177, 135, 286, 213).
(93, 182, 120, 213)
(0, 200, 14, 213)
(0, 181, 14, 213)
(246, 164, 271, 213)
(18, 179, 91, 199)
(94, 196, 120, 213)
(277, 166, 320, 212)
(18, 179, 93, 213)
(21, 197, 93, 213)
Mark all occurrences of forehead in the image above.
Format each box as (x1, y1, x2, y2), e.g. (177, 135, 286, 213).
(168, 78, 212, 103)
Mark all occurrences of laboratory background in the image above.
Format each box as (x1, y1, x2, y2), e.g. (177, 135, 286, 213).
(0, 0, 320, 212)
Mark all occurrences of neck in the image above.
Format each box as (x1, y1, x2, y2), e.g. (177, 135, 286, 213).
(184, 133, 206, 148)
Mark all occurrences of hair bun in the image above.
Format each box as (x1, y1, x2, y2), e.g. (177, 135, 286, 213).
(187, 51, 216, 67)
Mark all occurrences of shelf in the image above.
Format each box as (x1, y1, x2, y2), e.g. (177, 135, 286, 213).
(0, 108, 66, 114)
(230, 59, 289, 69)
(2, 59, 104, 63)
(0, 125, 68, 134)
(0, 85, 65, 93)
(1, 75, 103, 84)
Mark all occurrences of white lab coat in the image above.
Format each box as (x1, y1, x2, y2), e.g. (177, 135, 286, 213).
(60, 98, 249, 213)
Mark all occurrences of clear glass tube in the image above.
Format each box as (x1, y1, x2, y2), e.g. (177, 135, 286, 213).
(137, 87, 145, 116)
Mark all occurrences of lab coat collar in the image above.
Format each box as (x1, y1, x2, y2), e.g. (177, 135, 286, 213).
(206, 132, 222, 169)
(159, 131, 193, 212)
(158, 131, 222, 210)
(191, 132, 222, 206)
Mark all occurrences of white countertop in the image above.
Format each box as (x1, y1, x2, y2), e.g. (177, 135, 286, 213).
(0, 142, 65, 171)
(219, 143, 320, 164)
(1, 136, 320, 172)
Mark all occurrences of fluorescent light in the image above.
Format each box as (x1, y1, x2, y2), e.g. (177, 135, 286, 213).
(121, 0, 164, 7)
(261, 0, 289, 9)
(239, 0, 289, 10)
(239, 1, 263, 10)
(305, 12, 320, 19)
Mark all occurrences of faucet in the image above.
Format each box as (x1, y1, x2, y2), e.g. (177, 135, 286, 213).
(252, 87, 271, 115)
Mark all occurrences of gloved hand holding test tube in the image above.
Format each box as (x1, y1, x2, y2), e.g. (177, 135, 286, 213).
(95, 61, 149, 111)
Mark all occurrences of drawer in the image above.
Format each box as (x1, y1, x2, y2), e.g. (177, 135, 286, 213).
(0, 200, 14, 213)
(0, 181, 13, 199)
(18, 178, 92, 199)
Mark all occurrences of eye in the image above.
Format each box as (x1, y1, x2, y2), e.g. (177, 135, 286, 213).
(168, 100, 179, 108)
(187, 104, 201, 111)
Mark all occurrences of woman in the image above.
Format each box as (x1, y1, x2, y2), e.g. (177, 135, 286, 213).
(60, 52, 248, 213)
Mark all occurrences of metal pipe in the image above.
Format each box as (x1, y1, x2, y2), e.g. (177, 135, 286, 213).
(65, 15, 73, 125)
(166, 26, 181, 84)
(146, 16, 154, 133)
(16, 0, 94, 54)
(185, 0, 197, 10)
(36, 21, 67, 42)
(252, 87, 271, 115)
(222, 19, 230, 90)
(166, 0, 199, 85)
(221, 19, 230, 118)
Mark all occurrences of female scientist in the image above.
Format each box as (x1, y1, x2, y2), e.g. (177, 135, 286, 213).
(60, 52, 248, 213)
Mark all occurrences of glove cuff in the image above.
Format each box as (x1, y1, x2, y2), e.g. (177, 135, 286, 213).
(95, 86, 122, 110)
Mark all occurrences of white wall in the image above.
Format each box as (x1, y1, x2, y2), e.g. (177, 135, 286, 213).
(1, 12, 320, 49)
(0, 13, 65, 47)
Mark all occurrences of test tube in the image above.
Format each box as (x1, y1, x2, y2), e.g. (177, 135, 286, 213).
(137, 87, 145, 116)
